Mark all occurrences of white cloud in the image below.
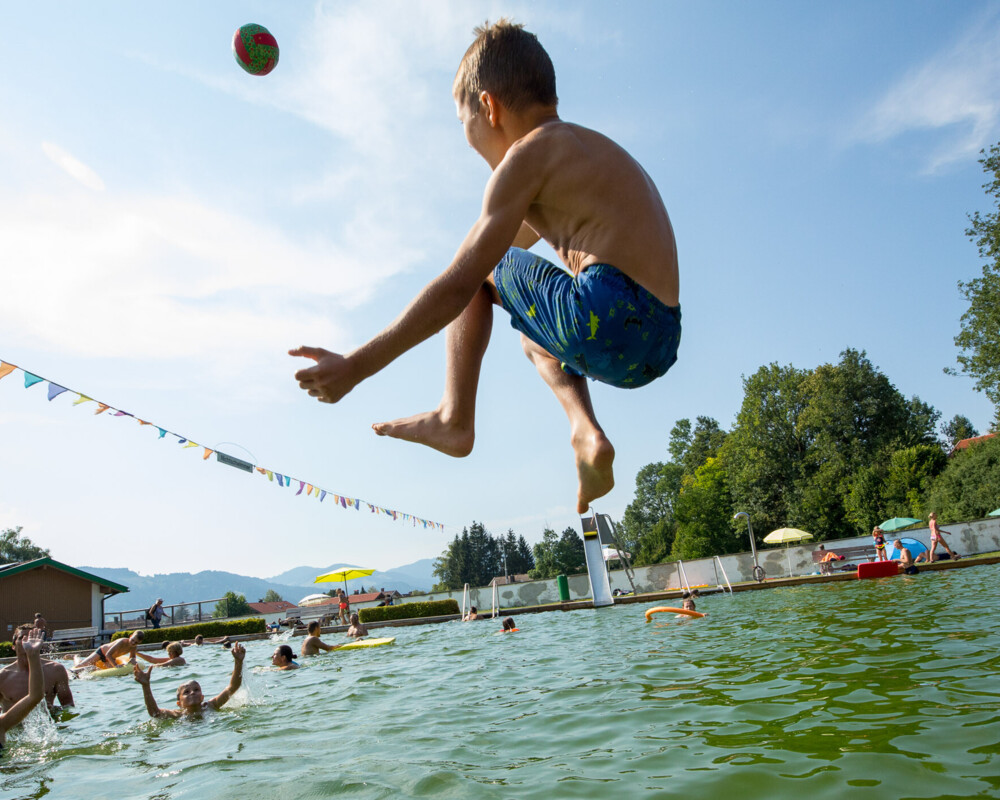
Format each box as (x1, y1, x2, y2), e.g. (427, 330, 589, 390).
(41, 142, 105, 191)
(0, 185, 422, 361)
(854, 10, 1000, 171)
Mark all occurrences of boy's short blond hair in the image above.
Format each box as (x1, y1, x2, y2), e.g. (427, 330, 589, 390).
(454, 19, 557, 113)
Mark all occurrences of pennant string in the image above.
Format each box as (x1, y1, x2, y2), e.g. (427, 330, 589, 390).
(0, 357, 445, 530)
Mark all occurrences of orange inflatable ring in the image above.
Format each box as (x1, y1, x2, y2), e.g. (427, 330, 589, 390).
(645, 606, 705, 622)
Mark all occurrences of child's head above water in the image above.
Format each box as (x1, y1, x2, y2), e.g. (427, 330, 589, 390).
(502, 617, 516, 631)
(307, 620, 322, 635)
(453, 19, 557, 114)
(176, 680, 204, 709)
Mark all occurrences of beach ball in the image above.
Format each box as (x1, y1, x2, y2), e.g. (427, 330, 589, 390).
(232, 24, 279, 76)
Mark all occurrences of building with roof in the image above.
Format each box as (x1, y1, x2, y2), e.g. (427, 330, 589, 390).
(951, 432, 996, 454)
(248, 600, 297, 616)
(0, 557, 128, 640)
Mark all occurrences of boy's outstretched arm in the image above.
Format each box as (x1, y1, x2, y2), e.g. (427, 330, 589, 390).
(133, 664, 168, 719)
(208, 643, 245, 710)
(0, 631, 45, 733)
(292, 152, 543, 404)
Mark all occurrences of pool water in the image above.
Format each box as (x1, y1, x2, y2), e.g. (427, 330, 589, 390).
(2, 565, 998, 799)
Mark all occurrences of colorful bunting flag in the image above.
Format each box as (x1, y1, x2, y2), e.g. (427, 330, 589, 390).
(0, 358, 445, 531)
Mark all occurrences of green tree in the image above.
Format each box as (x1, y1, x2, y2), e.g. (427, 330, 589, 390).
(952, 142, 1000, 414)
(214, 591, 252, 618)
(796, 349, 937, 538)
(0, 527, 50, 563)
(927, 435, 1000, 520)
(723, 363, 809, 537)
(528, 528, 559, 580)
(262, 589, 284, 603)
(671, 458, 738, 559)
(941, 414, 978, 450)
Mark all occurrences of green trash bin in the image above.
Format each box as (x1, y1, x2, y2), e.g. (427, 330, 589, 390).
(557, 574, 570, 602)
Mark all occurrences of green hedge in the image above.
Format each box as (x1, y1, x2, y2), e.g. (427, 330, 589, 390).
(359, 599, 460, 623)
(0, 642, 13, 658)
(111, 618, 265, 643)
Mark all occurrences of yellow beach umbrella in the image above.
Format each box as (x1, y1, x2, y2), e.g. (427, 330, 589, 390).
(314, 566, 376, 597)
(763, 528, 813, 577)
(763, 527, 814, 545)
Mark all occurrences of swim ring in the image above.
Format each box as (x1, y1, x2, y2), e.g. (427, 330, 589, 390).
(644, 607, 705, 622)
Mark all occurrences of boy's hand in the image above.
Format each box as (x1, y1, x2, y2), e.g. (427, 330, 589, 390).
(21, 629, 45, 656)
(290, 347, 358, 404)
(133, 664, 153, 685)
(231, 642, 245, 663)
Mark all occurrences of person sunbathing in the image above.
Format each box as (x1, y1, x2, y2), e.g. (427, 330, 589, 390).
(133, 643, 245, 719)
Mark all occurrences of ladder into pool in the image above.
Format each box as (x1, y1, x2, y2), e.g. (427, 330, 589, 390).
(675, 557, 733, 595)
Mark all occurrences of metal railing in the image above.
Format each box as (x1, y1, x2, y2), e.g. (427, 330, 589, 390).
(103, 597, 229, 632)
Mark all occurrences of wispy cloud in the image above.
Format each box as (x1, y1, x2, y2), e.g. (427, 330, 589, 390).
(41, 142, 105, 191)
(854, 9, 1000, 171)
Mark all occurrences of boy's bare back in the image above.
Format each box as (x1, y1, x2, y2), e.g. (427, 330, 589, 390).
(509, 120, 678, 307)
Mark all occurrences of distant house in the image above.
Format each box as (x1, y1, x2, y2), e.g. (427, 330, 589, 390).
(0, 557, 128, 640)
(248, 600, 297, 616)
(951, 432, 996, 454)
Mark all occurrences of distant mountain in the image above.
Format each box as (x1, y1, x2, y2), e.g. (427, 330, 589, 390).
(83, 557, 437, 615)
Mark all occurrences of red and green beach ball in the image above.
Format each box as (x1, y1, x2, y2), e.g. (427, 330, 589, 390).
(232, 24, 279, 76)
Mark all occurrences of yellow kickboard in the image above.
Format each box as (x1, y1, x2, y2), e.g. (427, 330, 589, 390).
(339, 636, 395, 650)
(89, 663, 133, 678)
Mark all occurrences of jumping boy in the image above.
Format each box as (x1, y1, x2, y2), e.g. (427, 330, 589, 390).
(133, 642, 245, 719)
(291, 19, 680, 514)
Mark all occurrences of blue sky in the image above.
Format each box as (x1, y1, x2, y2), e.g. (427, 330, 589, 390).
(2, 1, 998, 579)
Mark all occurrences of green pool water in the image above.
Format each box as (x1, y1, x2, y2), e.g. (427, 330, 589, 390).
(3, 565, 998, 799)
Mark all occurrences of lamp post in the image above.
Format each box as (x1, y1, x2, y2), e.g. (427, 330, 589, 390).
(734, 511, 766, 583)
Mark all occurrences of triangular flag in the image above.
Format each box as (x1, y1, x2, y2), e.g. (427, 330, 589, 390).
(319, 490, 326, 502)
(73, 394, 93, 406)
(202, 448, 213, 460)
(47, 384, 69, 401)
(266, 470, 273, 481)
(0, 362, 15, 381)
(94, 403, 110, 415)
(24, 372, 44, 388)
(158, 428, 167, 439)
(183, 441, 198, 449)
(138, 419, 152, 426)
(296, 481, 304, 496)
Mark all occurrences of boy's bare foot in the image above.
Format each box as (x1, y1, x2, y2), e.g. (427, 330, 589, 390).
(574, 430, 615, 514)
(372, 410, 474, 457)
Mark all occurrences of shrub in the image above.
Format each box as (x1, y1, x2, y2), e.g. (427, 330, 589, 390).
(0, 641, 12, 658)
(359, 599, 460, 624)
(111, 618, 265, 643)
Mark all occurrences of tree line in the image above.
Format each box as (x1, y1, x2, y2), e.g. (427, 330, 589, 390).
(617, 142, 1000, 564)
(432, 521, 588, 591)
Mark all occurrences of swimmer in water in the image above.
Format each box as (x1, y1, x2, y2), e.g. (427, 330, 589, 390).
(0, 630, 47, 752)
(133, 643, 245, 719)
(271, 645, 299, 671)
(301, 621, 345, 656)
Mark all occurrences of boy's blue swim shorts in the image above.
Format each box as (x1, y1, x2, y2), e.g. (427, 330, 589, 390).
(493, 248, 681, 388)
